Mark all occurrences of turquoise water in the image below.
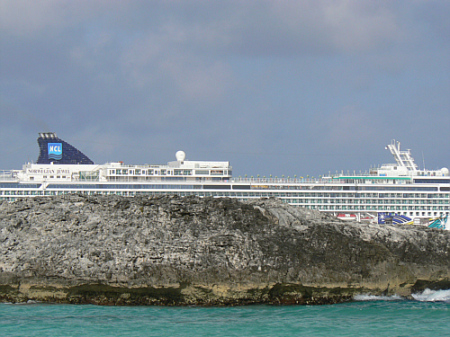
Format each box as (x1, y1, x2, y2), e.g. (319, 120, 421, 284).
(1, 291, 449, 336)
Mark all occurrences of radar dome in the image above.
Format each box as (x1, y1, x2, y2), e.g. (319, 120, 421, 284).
(441, 167, 449, 176)
(176, 151, 186, 162)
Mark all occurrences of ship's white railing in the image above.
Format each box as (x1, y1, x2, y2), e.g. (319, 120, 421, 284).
(64, 175, 415, 184)
(7, 173, 421, 185)
(102, 176, 335, 184)
(231, 177, 328, 184)
(107, 163, 164, 169)
(0, 170, 18, 181)
(230, 176, 416, 184)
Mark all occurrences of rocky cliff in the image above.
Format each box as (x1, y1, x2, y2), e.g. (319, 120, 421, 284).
(1, 194, 449, 305)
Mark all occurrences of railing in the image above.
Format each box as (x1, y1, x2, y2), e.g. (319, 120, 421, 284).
(231, 177, 329, 184)
(230, 175, 420, 185)
(0, 170, 18, 181)
(2, 174, 416, 185)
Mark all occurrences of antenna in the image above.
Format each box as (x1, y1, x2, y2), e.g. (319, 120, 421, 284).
(422, 151, 425, 170)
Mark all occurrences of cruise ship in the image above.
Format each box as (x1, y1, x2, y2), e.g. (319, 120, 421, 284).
(1, 133, 449, 226)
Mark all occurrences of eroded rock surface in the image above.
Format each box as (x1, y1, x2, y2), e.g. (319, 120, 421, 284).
(0, 194, 449, 305)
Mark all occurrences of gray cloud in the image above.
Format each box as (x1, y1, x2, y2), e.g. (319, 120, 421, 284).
(0, 0, 448, 176)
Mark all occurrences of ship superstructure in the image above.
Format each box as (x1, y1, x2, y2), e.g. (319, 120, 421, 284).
(1, 133, 449, 225)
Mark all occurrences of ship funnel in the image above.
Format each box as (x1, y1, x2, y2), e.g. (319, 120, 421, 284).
(36, 133, 94, 165)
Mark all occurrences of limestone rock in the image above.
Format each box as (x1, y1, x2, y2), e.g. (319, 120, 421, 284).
(0, 194, 449, 305)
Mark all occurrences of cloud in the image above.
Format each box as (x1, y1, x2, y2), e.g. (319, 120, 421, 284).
(0, 0, 448, 176)
(220, 0, 403, 56)
(320, 105, 377, 146)
(0, 0, 126, 37)
(160, 57, 234, 102)
(321, 1, 401, 53)
(0, 1, 404, 54)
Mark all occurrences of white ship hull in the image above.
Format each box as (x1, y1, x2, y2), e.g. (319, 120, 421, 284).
(1, 134, 449, 225)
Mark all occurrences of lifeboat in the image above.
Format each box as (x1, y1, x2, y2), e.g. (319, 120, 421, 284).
(337, 213, 357, 221)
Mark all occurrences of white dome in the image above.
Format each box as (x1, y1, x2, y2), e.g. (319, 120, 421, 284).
(441, 167, 449, 176)
(176, 151, 186, 162)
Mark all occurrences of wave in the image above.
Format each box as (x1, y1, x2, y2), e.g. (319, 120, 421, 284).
(354, 289, 450, 303)
(411, 289, 450, 303)
(2, 300, 41, 305)
(353, 294, 403, 301)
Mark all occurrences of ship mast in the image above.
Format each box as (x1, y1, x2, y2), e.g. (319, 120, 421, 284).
(386, 140, 418, 172)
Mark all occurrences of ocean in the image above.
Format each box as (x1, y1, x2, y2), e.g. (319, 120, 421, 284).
(1, 289, 449, 337)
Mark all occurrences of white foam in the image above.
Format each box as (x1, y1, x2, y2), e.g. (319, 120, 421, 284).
(353, 294, 403, 301)
(411, 289, 450, 302)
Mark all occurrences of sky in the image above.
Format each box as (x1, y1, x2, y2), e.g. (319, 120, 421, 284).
(1, 0, 449, 178)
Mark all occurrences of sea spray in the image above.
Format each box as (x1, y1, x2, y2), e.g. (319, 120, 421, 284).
(353, 294, 403, 301)
(354, 289, 450, 303)
(411, 288, 450, 303)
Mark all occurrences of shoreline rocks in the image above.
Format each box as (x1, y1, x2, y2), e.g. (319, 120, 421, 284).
(1, 194, 449, 305)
